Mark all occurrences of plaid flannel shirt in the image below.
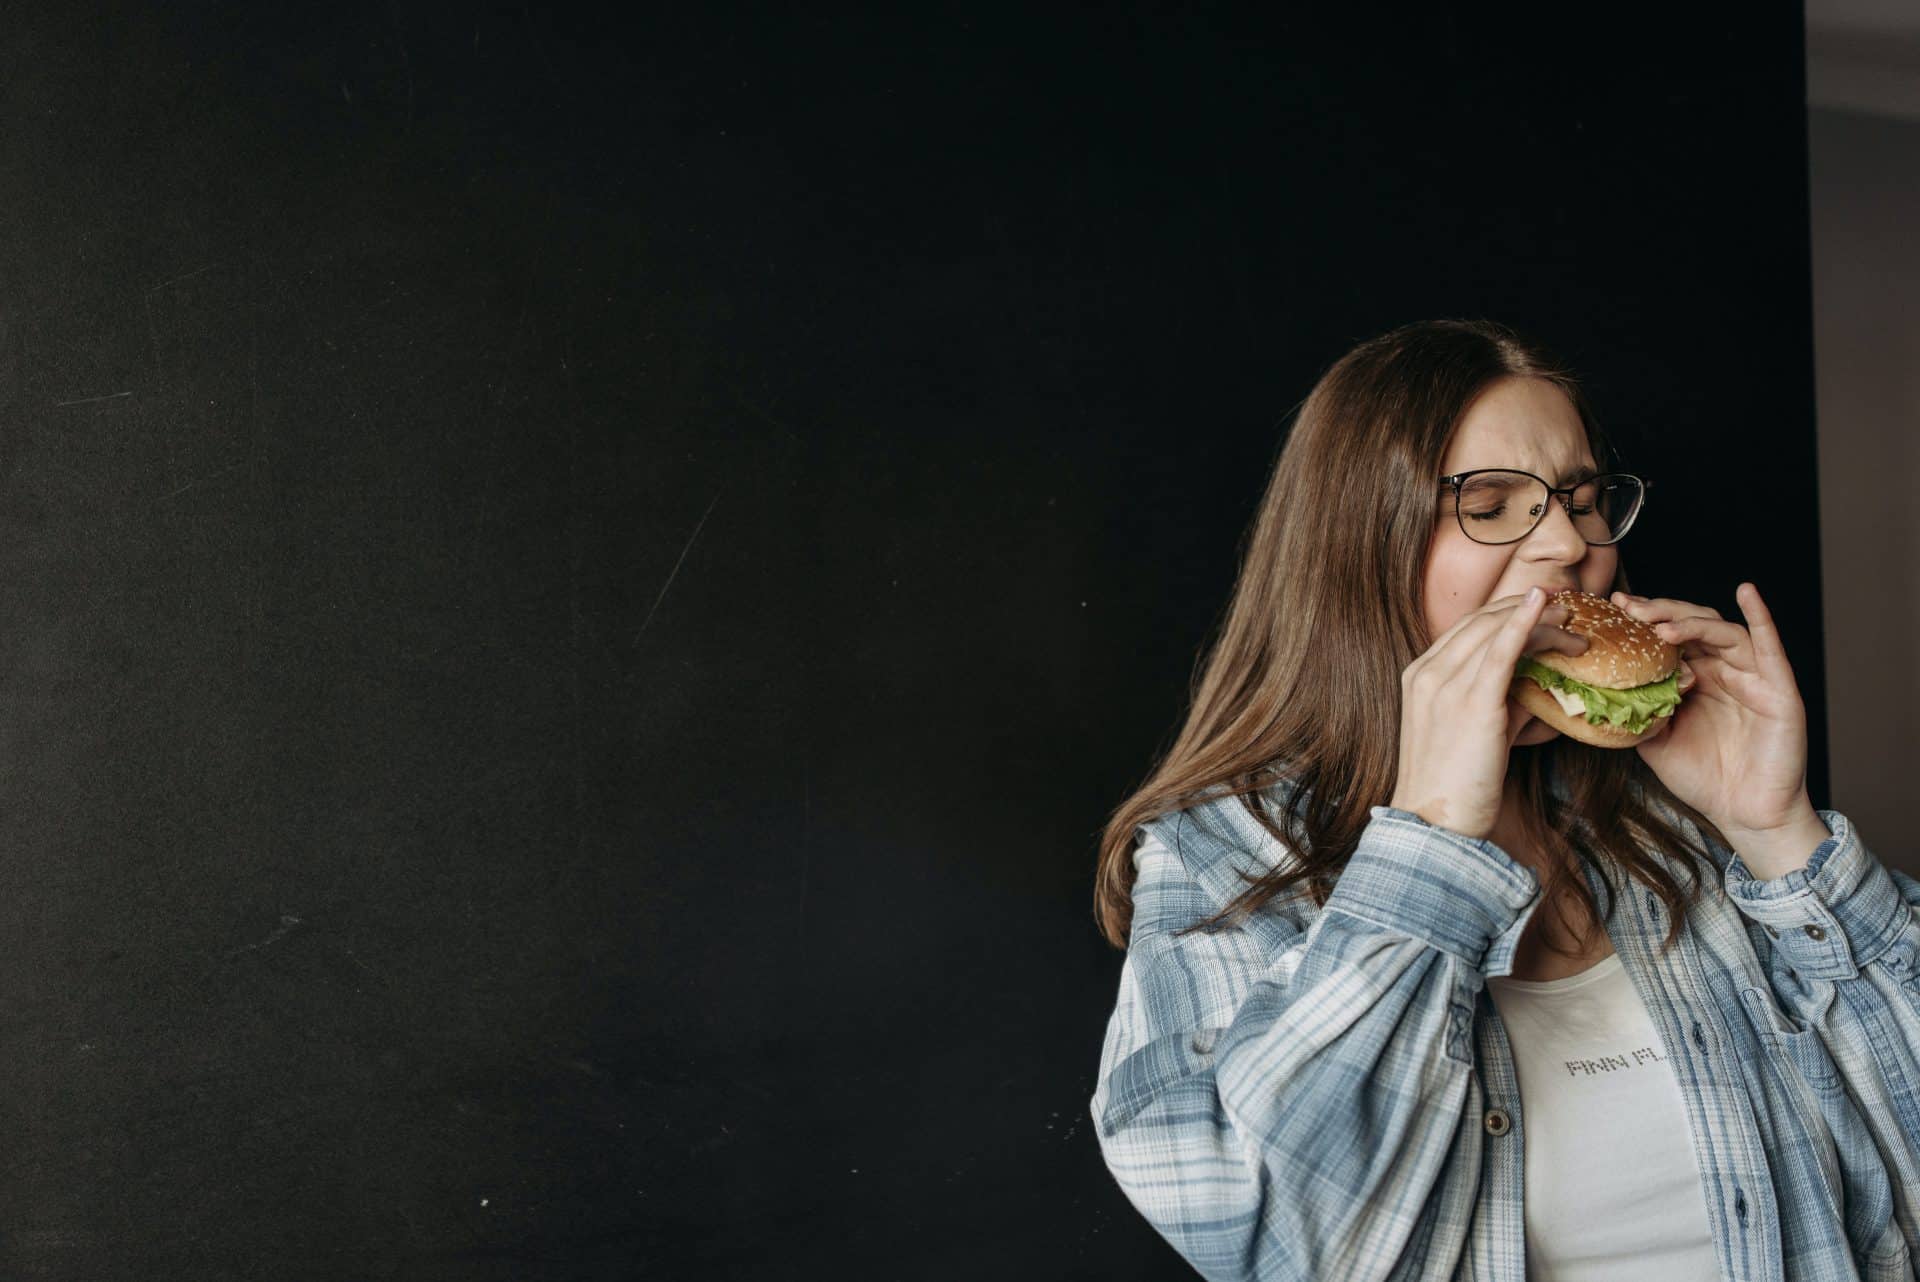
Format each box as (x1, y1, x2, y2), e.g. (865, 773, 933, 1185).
(1091, 782, 1920, 1280)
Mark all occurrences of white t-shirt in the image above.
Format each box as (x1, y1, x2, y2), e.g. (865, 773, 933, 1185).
(1486, 953, 1720, 1280)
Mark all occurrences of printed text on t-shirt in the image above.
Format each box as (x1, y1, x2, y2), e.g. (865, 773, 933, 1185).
(1564, 1046, 1666, 1077)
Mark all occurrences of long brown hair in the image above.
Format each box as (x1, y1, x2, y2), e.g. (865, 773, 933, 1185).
(1092, 318, 1725, 957)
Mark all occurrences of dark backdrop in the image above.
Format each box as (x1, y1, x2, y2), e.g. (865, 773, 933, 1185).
(0, 3, 1822, 1279)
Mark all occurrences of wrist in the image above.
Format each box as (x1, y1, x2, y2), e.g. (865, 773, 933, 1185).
(1718, 802, 1830, 881)
(1385, 797, 1490, 842)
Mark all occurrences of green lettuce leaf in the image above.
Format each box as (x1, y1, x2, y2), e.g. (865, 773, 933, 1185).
(1514, 656, 1682, 735)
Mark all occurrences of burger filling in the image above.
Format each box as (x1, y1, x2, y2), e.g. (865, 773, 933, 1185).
(1515, 657, 1683, 735)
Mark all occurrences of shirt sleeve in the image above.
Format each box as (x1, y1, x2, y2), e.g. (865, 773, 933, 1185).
(1721, 810, 1920, 1253)
(1089, 805, 1543, 1282)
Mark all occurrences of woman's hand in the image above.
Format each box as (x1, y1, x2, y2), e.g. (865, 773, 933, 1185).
(1614, 583, 1824, 859)
(1389, 587, 1590, 841)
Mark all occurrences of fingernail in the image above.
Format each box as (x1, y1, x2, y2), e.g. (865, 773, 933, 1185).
(1527, 586, 1542, 604)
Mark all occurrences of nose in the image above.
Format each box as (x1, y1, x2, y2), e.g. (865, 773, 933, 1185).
(1524, 491, 1589, 555)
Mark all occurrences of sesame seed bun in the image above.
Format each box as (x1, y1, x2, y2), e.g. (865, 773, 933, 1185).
(1533, 590, 1680, 689)
(1511, 590, 1682, 749)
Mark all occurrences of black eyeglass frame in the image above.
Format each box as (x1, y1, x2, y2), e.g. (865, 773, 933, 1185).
(1435, 468, 1651, 547)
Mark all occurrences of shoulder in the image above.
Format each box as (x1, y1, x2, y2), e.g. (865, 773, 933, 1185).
(1131, 776, 1315, 952)
(1138, 780, 1304, 875)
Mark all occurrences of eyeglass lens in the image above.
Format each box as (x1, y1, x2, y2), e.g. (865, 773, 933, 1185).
(1454, 472, 1642, 545)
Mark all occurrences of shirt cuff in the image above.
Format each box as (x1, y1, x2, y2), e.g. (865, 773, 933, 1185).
(1320, 806, 1543, 974)
(1723, 810, 1907, 979)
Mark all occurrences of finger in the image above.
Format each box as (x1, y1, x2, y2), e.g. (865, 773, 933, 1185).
(1478, 595, 1578, 635)
(1481, 631, 1593, 720)
(1676, 658, 1695, 694)
(1735, 582, 1796, 679)
(1421, 593, 1567, 681)
(1687, 653, 1742, 686)
(1478, 612, 1590, 688)
(1415, 595, 1522, 674)
(1687, 652, 1768, 700)
(1448, 594, 1574, 646)
(1611, 591, 1722, 624)
(1523, 624, 1592, 660)
(1470, 592, 1567, 695)
(1477, 622, 1591, 691)
(1651, 615, 1757, 670)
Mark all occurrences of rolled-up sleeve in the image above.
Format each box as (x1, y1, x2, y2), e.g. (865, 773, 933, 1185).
(1723, 810, 1912, 977)
(1722, 810, 1920, 1254)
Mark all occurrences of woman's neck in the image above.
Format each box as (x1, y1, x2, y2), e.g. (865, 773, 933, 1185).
(1489, 776, 1554, 874)
(1488, 775, 1527, 845)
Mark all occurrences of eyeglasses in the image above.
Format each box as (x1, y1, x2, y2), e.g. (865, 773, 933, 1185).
(1436, 469, 1649, 546)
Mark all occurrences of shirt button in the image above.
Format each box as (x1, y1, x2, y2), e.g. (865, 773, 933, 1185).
(1484, 1108, 1511, 1137)
(1804, 924, 1826, 941)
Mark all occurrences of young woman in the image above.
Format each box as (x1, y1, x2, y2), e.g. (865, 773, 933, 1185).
(1088, 319, 1919, 1281)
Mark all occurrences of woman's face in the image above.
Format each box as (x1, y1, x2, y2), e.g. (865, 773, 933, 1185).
(1423, 376, 1620, 747)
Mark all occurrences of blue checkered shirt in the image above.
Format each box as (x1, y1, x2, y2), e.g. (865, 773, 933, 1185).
(1090, 784, 1920, 1279)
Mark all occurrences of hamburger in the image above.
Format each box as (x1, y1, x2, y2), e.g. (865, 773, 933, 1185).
(1510, 590, 1685, 748)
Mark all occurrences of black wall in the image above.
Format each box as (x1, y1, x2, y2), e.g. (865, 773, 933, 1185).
(0, 3, 1821, 1278)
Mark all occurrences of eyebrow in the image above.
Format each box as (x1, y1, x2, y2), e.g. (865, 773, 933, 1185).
(1448, 463, 1600, 486)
